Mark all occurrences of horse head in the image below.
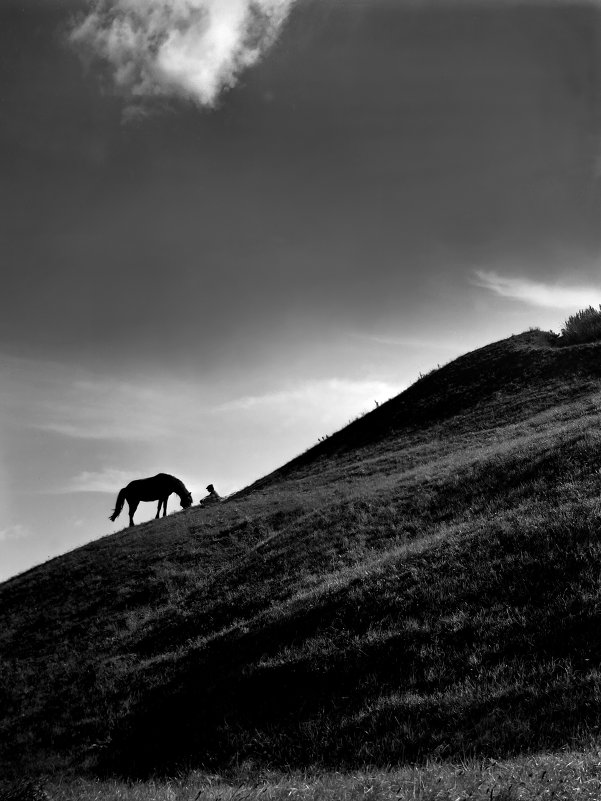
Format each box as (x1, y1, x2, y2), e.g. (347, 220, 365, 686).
(180, 491, 193, 509)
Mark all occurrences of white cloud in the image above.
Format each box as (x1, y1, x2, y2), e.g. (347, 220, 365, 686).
(2, 356, 400, 447)
(0, 524, 30, 543)
(29, 379, 175, 441)
(354, 332, 463, 353)
(65, 468, 136, 493)
(0, 354, 211, 443)
(69, 0, 295, 110)
(218, 378, 402, 427)
(473, 270, 601, 310)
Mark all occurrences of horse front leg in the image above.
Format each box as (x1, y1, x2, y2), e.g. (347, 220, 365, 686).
(155, 497, 168, 518)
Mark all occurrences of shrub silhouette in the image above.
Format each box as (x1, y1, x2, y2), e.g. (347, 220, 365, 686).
(560, 305, 601, 345)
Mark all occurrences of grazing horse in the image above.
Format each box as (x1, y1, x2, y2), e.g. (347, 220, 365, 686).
(109, 473, 193, 527)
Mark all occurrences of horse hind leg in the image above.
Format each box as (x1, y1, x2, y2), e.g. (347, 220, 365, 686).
(155, 500, 162, 519)
(128, 500, 139, 527)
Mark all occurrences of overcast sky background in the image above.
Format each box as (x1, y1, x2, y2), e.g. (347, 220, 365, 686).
(1, 0, 601, 581)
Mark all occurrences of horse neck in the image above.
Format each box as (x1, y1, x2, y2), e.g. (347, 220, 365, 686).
(171, 477, 188, 498)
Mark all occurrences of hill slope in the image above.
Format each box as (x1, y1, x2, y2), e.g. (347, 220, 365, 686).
(2, 329, 601, 780)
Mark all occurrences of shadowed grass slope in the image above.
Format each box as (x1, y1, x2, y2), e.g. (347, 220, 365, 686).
(2, 330, 601, 781)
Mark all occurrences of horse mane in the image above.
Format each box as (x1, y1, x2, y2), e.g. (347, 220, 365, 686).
(170, 475, 189, 498)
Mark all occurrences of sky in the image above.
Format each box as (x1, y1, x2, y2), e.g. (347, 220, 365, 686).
(1, 0, 601, 581)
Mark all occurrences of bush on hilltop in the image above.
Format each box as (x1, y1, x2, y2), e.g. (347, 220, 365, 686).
(560, 305, 601, 345)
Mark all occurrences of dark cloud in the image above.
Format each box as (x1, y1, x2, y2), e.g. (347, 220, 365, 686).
(1, 0, 600, 372)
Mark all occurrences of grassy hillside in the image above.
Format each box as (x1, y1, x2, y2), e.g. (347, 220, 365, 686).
(3, 329, 601, 786)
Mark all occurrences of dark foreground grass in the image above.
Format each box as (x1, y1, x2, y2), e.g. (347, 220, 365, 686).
(3, 331, 601, 783)
(29, 749, 601, 800)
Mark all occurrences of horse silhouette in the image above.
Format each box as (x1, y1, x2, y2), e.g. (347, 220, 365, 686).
(109, 473, 193, 527)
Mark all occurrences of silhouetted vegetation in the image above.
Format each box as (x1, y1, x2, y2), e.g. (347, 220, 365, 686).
(560, 305, 601, 345)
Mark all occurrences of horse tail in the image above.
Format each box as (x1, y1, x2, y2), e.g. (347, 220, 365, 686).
(109, 488, 127, 522)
